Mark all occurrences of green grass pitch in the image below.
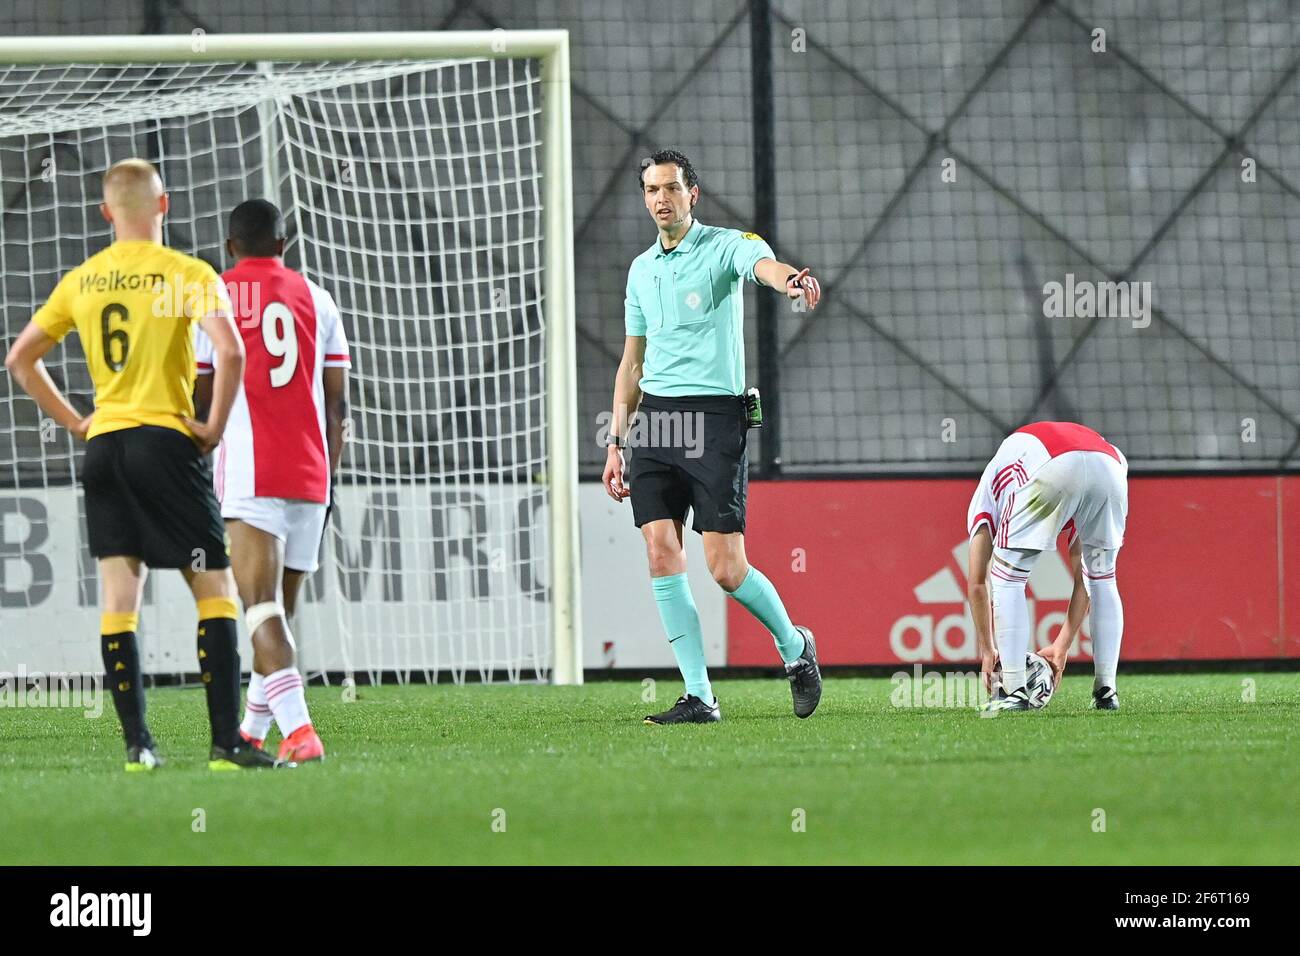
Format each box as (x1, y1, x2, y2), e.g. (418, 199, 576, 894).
(2, 673, 1297, 865)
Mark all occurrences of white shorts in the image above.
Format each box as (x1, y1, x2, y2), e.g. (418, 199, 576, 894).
(221, 496, 328, 573)
(997, 450, 1128, 552)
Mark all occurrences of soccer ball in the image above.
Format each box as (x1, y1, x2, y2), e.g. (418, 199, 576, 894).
(1024, 653, 1056, 709)
(989, 653, 1056, 709)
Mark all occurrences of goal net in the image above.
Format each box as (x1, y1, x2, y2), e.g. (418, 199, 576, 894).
(0, 33, 581, 686)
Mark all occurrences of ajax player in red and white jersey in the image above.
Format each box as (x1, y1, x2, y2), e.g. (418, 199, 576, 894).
(965, 421, 1128, 711)
(195, 199, 350, 762)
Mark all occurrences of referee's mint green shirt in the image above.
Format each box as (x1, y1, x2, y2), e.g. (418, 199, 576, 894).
(624, 219, 774, 397)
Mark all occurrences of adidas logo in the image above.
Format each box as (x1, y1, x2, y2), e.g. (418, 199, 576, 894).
(890, 540, 1093, 662)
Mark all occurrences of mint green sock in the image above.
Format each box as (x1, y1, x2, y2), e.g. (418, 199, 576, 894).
(651, 573, 713, 702)
(728, 566, 805, 664)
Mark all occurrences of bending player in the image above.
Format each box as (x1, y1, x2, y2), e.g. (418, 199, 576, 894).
(195, 199, 350, 763)
(4, 158, 279, 769)
(966, 421, 1128, 711)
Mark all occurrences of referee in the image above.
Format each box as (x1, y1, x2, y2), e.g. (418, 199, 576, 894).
(603, 149, 824, 724)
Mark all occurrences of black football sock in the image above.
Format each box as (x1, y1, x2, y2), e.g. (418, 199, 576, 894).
(196, 597, 242, 750)
(100, 613, 152, 749)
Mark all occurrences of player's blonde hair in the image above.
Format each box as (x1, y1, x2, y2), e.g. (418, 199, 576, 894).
(102, 158, 164, 217)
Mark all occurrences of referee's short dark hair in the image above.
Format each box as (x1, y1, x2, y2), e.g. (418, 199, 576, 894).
(638, 149, 699, 191)
(228, 198, 285, 257)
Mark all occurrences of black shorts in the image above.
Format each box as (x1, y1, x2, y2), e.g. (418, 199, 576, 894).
(82, 425, 230, 570)
(627, 392, 748, 534)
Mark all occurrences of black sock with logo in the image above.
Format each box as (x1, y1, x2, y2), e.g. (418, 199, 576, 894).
(196, 603, 242, 751)
(101, 626, 152, 750)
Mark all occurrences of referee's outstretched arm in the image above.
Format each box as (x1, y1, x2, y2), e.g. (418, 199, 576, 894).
(752, 259, 822, 311)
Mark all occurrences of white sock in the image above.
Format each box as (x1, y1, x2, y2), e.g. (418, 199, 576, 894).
(990, 548, 1038, 692)
(1083, 547, 1123, 689)
(264, 666, 311, 738)
(240, 671, 273, 741)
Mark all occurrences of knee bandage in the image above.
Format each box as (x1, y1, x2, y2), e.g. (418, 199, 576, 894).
(245, 601, 286, 636)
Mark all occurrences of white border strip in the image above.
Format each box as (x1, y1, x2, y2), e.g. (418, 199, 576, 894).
(0, 31, 571, 64)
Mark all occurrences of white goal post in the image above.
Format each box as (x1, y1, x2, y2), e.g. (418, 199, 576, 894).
(0, 32, 582, 685)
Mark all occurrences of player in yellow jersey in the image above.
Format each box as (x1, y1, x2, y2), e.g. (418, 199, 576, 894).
(4, 159, 286, 770)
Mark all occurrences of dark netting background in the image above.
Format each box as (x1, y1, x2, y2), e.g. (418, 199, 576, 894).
(0, 58, 544, 490)
(2, 0, 1298, 481)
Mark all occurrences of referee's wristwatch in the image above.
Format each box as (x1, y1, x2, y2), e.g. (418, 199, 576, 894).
(604, 433, 626, 449)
